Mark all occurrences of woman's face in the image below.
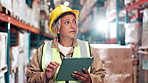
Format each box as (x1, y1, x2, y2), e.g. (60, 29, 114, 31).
(58, 14, 78, 39)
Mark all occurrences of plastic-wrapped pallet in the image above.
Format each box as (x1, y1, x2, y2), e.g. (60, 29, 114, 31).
(125, 22, 142, 44)
(0, 32, 7, 68)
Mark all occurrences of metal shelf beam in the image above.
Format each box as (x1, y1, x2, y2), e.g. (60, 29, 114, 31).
(0, 13, 54, 39)
(126, 0, 148, 11)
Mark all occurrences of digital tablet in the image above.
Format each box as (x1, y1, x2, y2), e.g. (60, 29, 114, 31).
(56, 57, 93, 81)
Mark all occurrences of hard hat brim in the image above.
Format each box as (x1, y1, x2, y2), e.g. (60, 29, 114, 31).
(49, 10, 79, 34)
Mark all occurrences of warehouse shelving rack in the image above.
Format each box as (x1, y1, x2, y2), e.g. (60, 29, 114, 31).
(125, 0, 148, 83)
(125, 0, 148, 23)
(0, 12, 54, 83)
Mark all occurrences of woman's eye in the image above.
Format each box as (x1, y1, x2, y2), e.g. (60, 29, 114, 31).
(73, 20, 76, 24)
(65, 21, 69, 24)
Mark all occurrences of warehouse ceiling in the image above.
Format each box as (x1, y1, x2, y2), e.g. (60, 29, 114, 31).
(65, 0, 107, 10)
(49, 0, 107, 11)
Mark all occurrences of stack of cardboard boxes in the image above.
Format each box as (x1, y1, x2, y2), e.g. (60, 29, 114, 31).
(9, 32, 29, 83)
(0, 32, 8, 83)
(91, 44, 133, 83)
(0, 0, 41, 29)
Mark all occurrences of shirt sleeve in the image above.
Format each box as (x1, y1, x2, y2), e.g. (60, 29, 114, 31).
(90, 46, 106, 83)
(26, 45, 52, 83)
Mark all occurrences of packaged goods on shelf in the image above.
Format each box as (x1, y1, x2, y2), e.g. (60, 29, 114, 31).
(0, 32, 7, 68)
(125, 22, 142, 44)
(30, 48, 37, 60)
(45, 20, 50, 33)
(19, 0, 26, 22)
(25, 5, 31, 25)
(124, 0, 131, 5)
(12, 0, 20, 17)
(10, 46, 19, 72)
(142, 8, 148, 46)
(0, 0, 12, 13)
(18, 53, 24, 83)
(124, 0, 138, 6)
(106, 0, 116, 22)
(14, 32, 28, 83)
(31, 2, 40, 28)
(0, 74, 5, 83)
(10, 73, 15, 83)
(18, 32, 29, 65)
(91, 44, 133, 83)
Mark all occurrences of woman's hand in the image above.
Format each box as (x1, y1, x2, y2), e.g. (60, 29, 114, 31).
(45, 62, 60, 79)
(72, 68, 92, 83)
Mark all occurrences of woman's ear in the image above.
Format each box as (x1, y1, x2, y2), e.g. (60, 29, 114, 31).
(56, 29, 60, 34)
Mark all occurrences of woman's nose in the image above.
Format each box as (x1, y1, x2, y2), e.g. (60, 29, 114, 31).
(70, 22, 75, 29)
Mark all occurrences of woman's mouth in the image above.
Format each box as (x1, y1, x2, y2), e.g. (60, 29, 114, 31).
(70, 31, 76, 33)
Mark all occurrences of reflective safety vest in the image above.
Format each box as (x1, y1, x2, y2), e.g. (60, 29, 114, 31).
(42, 40, 91, 83)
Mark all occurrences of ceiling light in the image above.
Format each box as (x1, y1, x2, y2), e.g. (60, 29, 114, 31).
(64, 1, 70, 6)
(47, 2, 51, 5)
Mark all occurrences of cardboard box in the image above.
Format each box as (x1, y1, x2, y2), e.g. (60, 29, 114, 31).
(10, 46, 19, 72)
(105, 74, 132, 83)
(0, 32, 8, 68)
(18, 32, 29, 65)
(0, 74, 5, 83)
(10, 73, 15, 83)
(91, 44, 133, 83)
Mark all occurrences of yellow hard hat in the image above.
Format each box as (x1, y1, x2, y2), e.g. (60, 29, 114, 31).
(49, 5, 79, 33)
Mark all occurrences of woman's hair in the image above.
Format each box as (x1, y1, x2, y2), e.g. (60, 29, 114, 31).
(51, 19, 60, 33)
(52, 20, 61, 41)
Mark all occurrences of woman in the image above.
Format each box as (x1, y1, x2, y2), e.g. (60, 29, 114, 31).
(26, 5, 105, 83)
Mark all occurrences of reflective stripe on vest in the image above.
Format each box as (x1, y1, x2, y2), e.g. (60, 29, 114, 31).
(42, 40, 90, 83)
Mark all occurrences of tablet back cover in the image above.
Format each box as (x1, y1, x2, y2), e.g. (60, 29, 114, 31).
(56, 57, 93, 81)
